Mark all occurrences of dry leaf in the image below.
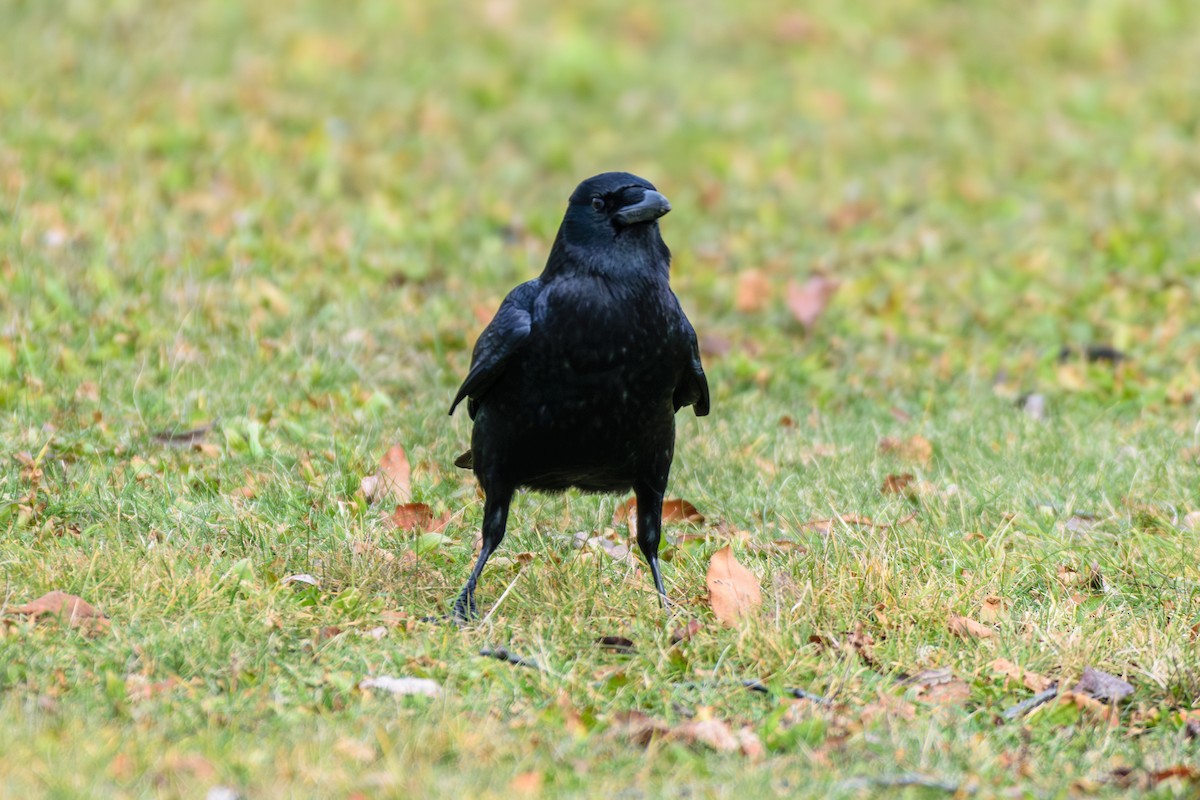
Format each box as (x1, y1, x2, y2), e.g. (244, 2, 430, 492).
(1073, 667, 1133, 703)
(612, 497, 704, 535)
(881, 473, 915, 495)
(785, 275, 840, 331)
(363, 444, 411, 502)
(734, 269, 771, 313)
(510, 771, 543, 795)
(670, 719, 761, 758)
(990, 659, 1052, 693)
(905, 668, 971, 705)
(670, 618, 702, 645)
(610, 710, 669, 746)
(705, 546, 762, 625)
(389, 502, 433, 531)
(798, 511, 918, 534)
(1059, 690, 1119, 725)
(8, 590, 109, 631)
(948, 614, 995, 640)
(877, 435, 933, 465)
(979, 596, 1006, 624)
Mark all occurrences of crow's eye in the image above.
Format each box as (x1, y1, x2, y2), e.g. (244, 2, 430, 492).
(591, 197, 606, 212)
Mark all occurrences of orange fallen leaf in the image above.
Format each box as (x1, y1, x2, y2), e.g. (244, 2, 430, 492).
(734, 269, 772, 314)
(8, 590, 109, 631)
(881, 473, 915, 495)
(612, 497, 704, 537)
(948, 614, 995, 640)
(979, 596, 1006, 623)
(878, 435, 933, 465)
(990, 658, 1052, 693)
(705, 546, 762, 625)
(389, 503, 435, 531)
(510, 771, 543, 795)
(785, 275, 840, 331)
(904, 668, 971, 706)
(362, 444, 411, 502)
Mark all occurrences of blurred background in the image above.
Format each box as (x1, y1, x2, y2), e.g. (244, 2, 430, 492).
(3, 0, 1199, 450)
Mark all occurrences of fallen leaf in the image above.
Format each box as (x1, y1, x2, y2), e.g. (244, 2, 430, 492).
(705, 546, 762, 625)
(948, 614, 995, 640)
(351, 539, 396, 562)
(979, 596, 1006, 624)
(785, 275, 840, 331)
(1059, 690, 1119, 725)
(671, 718, 741, 754)
(7, 590, 109, 631)
(904, 668, 971, 705)
(359, 676, 442, 697)
(670, 618, 702, 645)
(510, 771, 543, 795)
(389, 502, 432, 531)
(990, 659, 1052, 693)
(663, 499, 705, 524)
(610, 710, 669, 746)
(1073, 667, 1133, 703)
(878, 435, 933, 465)
(281, 573, 319, 588)
(734, 269, 771, 313)
(1181, 709, 1200, 739)
(881, 473, 914, 495)
(152, 423, 213, 446)
(362, 444, 411, 503)
(612, 497, 704, 535)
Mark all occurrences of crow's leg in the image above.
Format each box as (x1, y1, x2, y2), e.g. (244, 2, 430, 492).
(633, 481, 670, 612)
(452, 484, 513, 621)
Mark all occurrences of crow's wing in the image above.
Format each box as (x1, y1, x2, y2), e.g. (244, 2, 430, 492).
(449, 280, 541, 419)
(672, 313, 710, 416)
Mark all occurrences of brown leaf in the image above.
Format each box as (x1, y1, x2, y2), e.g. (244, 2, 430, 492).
(1073, 667, 1133, 703)
(152, 423, 212, 446)
(610, 710, 669, 746)
(948, 614, 995, 640)
(905, 668, 971, 706)
(363, 444, 411, 502)
(1059, 690, 1119, 725)
(672, 719, 739, 752)
(8, 590, 109, 630)
(785, 275, 840, 331)
(734, 269, 772, 313)
(990, 659, 1052, 693)
(663, 499, 705, 525)
(881, 473, 914, 495)
(705, 546, 762, 625)
(979, 596, 1006, 624)
(510, 771, 543, 795)
(670, 618, 702, 645)
(612, 497, 703, 534)
(388, 502, 434, 532)
(877, 435, 933, 465)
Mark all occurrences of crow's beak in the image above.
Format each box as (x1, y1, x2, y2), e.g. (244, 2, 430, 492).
(614, 189, 671, 225)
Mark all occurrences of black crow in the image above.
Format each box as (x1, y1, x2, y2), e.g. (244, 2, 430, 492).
(448, 172, 709, 620)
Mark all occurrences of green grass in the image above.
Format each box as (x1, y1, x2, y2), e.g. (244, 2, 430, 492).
(3, 0, 1200, 796)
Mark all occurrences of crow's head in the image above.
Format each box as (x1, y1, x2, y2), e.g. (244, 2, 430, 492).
(561, 172, 671, 244)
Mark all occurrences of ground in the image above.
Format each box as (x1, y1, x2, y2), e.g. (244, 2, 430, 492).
(2, 1, 1199, 797)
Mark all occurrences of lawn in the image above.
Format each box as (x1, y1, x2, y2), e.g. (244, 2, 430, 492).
(2, 0, 1200, 796)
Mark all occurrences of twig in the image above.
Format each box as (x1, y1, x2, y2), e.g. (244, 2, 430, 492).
(839, 774, 964, 794)
(479, 647, 545, 672)
(740, 679, 832, 705)
(479, 564, 526, 625)
(674, 679, 831, 705)
(1001, 684, 1060, 720)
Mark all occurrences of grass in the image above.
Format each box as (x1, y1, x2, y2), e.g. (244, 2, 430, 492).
(3, 0, 1200, 796)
